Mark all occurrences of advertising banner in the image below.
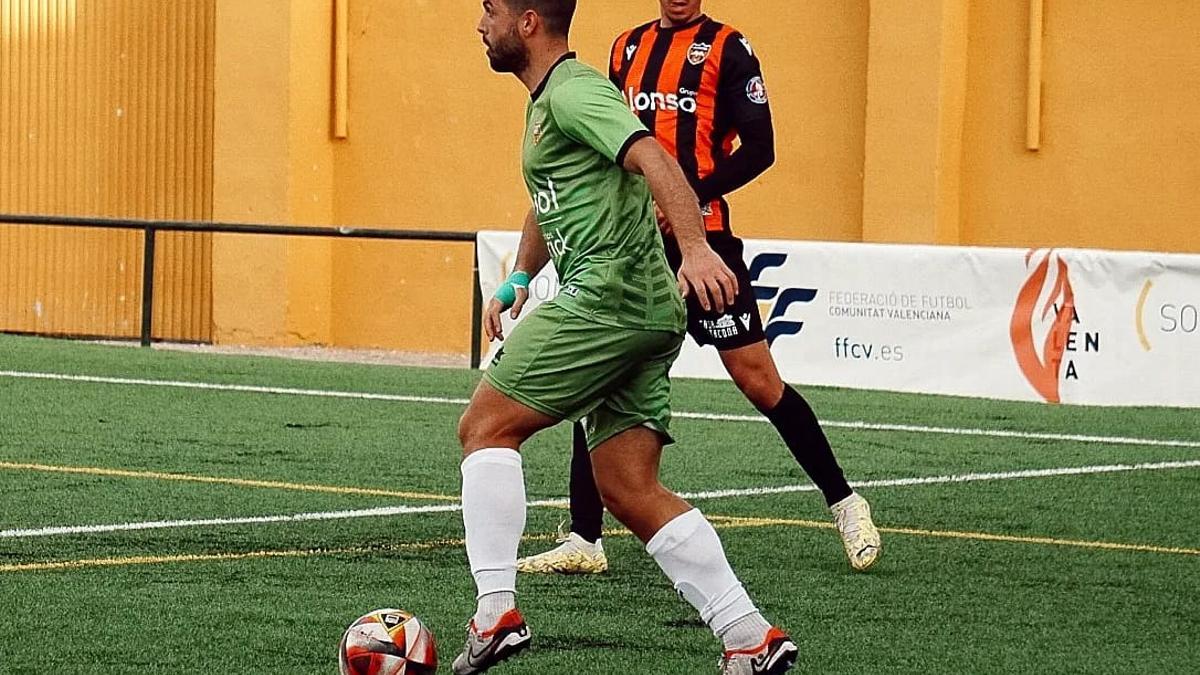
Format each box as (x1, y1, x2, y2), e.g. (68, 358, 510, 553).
(477, 231, 1200, 407)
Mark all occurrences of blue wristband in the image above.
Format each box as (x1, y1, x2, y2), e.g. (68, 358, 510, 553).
(494, 271, 531, 309)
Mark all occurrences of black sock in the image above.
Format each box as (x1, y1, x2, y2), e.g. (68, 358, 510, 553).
(569, 422, 605, 543)
(762, 385, 853, 507)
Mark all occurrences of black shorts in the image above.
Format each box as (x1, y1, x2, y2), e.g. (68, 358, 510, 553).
(664, 234, 766, 351)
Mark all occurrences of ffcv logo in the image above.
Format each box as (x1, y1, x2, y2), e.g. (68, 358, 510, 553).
(749, 253, 816, 346)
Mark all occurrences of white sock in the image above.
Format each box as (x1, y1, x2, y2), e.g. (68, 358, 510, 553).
(461, 448, 526, 628)
(719, 612, 774, 651)
(646, 509, 769, 648)
(475, 591, 516, 630)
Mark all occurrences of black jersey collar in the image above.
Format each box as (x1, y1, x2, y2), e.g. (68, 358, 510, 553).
(530, 51, 577, 102)
(657, 14, 707, 32)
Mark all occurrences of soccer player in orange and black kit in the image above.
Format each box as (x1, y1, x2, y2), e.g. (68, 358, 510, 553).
(519, 0, 883, 576)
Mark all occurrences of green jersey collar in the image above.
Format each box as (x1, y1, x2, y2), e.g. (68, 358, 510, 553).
(530, 51, 578, 103)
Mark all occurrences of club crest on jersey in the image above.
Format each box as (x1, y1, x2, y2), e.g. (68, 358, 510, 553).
(746, 76, 768, 105)
(687, 42, 712, 66)
(531, 118, 546, 145)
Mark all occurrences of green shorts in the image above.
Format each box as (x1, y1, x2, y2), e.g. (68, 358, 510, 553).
(485, 301, 684, 450)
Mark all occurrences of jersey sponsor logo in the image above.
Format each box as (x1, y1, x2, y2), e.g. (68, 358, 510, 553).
(746, 76, 768, 105)
(687, 42, 712, 66)
(625, 43, 638, 61)
(532, 177, 561, 216)
(739, 36, 754, 56)
(544, 228, 572, 257)
(625, 87, 698, 114)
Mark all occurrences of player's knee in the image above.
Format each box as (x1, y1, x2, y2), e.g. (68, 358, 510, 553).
(457, 408, 517, 454)
(456, 411, 473, 450)
(595, 475, 658, 523)
(594, 475, 629, 517)
(457, 408, 490, 451)
(741, 378, 782, 410)
(596, 486, 632, 523)
(731, 363, 783, 409)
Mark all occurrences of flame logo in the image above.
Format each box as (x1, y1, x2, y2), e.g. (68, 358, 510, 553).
(1010, 250, 1075, 403)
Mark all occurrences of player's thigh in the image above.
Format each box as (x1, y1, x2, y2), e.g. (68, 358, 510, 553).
(458, 377, 559, 453)
(484, 302, 642, 423)
(584, 331, 683, 451)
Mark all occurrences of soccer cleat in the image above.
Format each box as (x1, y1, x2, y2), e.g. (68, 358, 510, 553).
(516, 525, 608, 575)
(719, 627, 799, 674)
(451, 609, 532, 675)
(831, 492, 882, 571)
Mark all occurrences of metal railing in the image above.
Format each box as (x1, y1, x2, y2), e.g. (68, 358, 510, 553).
(0, 214, 485, 368)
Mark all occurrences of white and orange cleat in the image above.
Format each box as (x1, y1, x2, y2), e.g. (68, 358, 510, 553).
(451, 609, 532, 675)
(719, 627, 799, 674)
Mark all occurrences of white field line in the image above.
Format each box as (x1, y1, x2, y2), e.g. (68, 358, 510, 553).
(4, 460, 1198, 540)
(0, 371, 471, 405)
(3, 370, 1199, 449)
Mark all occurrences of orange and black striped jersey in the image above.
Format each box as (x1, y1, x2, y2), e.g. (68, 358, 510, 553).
(610, 15, 772, 234)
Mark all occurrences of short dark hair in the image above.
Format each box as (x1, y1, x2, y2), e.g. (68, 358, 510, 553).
(507, 0, 577, 38)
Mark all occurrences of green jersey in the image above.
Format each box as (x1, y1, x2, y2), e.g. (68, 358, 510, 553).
(522, 54, 685, 334)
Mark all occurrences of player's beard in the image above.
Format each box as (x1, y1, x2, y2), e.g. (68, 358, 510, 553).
(485, 25, 529, 74)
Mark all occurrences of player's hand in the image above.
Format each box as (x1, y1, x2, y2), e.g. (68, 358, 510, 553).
(509, 285, 529, 320)
(654, 203, 673, 237)
(677, 246, 738, 313)
(484, 298, 507, 342)
(483, 286, 528, 342)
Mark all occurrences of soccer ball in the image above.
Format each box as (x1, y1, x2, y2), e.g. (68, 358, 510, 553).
(338, 608, 438, 675)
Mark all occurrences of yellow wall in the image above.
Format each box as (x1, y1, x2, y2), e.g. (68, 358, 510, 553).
(0, 0, 215, 341)
(863, 0, 968, 245)
(961, 0, 1200, 253)
(323, 0, 868, 353)
(6, 1, 1199, 352)
(211, 0, 335, 346)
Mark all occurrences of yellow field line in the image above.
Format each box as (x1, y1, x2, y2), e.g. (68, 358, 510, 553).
(4, 516, 1194, 575)
(706, 515, 1200, 557)
(0, 461, 459, 502)
(0, 533, 574, 574)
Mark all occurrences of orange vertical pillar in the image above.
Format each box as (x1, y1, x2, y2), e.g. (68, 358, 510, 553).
(862, 0, 969, 245)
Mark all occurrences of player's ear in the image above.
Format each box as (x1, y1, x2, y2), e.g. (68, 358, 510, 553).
(519, 9, 538, 38)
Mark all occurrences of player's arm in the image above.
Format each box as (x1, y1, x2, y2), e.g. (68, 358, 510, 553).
(622, 137, 737, 313)
(550, 76, 736, 312)
(484, 208, 546, 342)
(692, 118, 774, 204)
(691, 33, 775, 204)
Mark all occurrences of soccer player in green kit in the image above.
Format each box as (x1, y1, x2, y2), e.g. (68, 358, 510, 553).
(453, 1, 798, 674)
